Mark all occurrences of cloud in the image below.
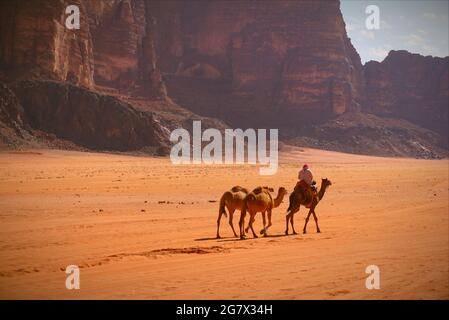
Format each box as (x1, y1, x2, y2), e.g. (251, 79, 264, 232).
(402, 34, 446, 57)
(380, 20, 393, 30)
(423, 12, 437, 20)
(422, 12, 449, 23)
(367, 47, 390, 60)
(403, 33, 426, 46)
(420, 44, 443, 57)
(360, 29, 375, 40)
(417, 29, 428, 35)
(345, 22, 355, 32)
(345, 17, 362, 33)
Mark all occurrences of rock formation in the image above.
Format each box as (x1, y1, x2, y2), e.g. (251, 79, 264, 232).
(83, 0, 166, 98)
(149, 0, 365, 127)
(364, 50, 448, 146)
(0, 81, 31, 147)
(0, 0, 447, 157)
(0, 0, 94, 87)
(11, 80, 169, 152)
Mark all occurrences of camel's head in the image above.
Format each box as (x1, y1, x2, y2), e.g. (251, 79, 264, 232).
(322, 178, 332, 189)
(278, 187, 288, 197)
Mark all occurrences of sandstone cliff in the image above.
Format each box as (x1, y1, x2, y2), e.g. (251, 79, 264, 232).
(0, 0, 167, 98)
(83, 0, 166, 98)
(149, 0, 365, 127)
(0, 0, 94, 87)
(0, 0, 447, 158)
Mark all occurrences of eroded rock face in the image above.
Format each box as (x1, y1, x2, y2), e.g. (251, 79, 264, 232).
(0, 0, 167, 98)
(149, 0, 365, 127)
(364, 50, 449, 146)
(0, 82, 26, 129)
(0, 0, 94, 87)
(0, 0, 446, 157)
(0, 81, 31, 147)
(11, 80, 169, 152)
(83, 0, 167, 98)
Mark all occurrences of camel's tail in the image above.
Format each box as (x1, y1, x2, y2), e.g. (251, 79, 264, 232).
(285, 193, 297, 215)
(219, 193, 228, 218)
(286, 199, 294, 214)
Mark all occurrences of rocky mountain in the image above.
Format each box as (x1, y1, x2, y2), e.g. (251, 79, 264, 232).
(287, 112, 446, 159)
(364, 50, 448, 146)
(0, 0, 447, 157)
(11, 80, 170, 153)
(0, 0, 167, 98)
(0, 0, 94, 87)
(0, 0, 172, 152)
(149, 0, 365, 127)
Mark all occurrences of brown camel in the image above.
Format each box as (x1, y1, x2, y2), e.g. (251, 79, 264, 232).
(285, 178, 332, 235)
(239, 186, 288, 239)
(216, 186, 249, 238)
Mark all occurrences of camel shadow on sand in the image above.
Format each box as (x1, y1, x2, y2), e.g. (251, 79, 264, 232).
(195, 233, 294, 242)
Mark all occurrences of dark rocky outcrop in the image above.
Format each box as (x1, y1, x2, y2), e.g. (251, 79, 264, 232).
(0, 81, 31, 147)
(11, 80, 169, 153)
(287, 112, 447, 159)
(364, 50, 448, 147)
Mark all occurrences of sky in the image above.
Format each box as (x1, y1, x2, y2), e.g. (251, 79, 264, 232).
(340, 0, 449, 63)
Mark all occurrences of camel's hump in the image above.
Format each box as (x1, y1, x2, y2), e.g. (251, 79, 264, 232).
(231, 186, 249, 193)
(252, 186, 274, 194)
(252, 186, 263, 194)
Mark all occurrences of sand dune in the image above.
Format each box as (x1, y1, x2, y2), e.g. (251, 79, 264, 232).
(0, 147, 447, 299)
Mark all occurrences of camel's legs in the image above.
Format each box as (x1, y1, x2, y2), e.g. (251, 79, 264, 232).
(261, 211, 267, 235)
(216, 210, 225, 238)
(261, 209, 272, 235)
(285, 206, 299, 235)
(239, 210, 247, 239)
(267, 209, 272, 231)
(285, 211, 291, 235)
(244, 211, 254, 234)
(228, 210, 238, 237)
(244, 212, 261, 234)
(248, 214, 258, 238)
(303, 209, 313, 234)
(312, 211, 321, 233)
(290, 212, 297, 235)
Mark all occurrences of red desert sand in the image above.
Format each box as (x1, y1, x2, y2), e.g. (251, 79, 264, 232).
(0, 147, 447, 299)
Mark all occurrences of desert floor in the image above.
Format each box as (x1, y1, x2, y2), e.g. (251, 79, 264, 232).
(0, 147, 447, 299)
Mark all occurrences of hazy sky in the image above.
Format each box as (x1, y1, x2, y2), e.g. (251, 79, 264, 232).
(340, 0, 449, 63)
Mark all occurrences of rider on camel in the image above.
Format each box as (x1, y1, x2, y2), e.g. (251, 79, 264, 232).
(298, 164, 317, 192)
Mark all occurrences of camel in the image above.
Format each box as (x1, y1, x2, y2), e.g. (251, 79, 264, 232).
(239, 186, 288, 239)
(216, 186, 249, 238)
(285, 178, 332, 235)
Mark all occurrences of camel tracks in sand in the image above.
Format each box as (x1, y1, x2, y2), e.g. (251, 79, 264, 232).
(0, 267, 40, 278)
(73, 245, 246, 271)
